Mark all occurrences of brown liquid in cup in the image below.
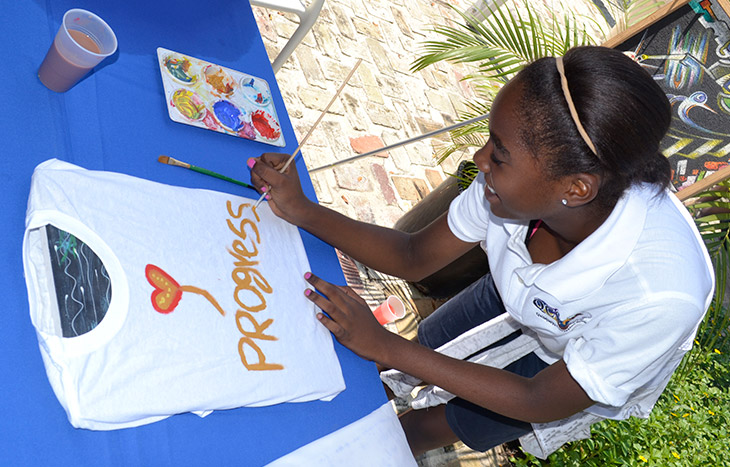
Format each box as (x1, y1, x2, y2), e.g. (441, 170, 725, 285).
(68, 29, 101, 54)
(38, 29, 102, 92)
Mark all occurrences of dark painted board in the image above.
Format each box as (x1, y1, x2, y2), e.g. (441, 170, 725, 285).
(612, 0, 730, 191)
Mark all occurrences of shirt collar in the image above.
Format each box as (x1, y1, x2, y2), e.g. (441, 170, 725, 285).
(515, 184, 653, 301)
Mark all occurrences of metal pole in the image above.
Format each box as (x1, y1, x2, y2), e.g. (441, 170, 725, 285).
(308, 113, 490, 173)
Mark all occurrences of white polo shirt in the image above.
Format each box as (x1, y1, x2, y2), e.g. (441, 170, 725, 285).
(447, 172, 713, 419)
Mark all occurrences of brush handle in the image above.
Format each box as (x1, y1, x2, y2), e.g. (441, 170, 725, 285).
(189, 165, 255, 190)
(280, 58, 363, 174)
(253, 58, 363, 210)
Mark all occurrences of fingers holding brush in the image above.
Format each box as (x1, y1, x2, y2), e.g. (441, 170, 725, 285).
(247, 154, 310, 221)
(247, 153, 288, 193)
(248, 153, 292, 184)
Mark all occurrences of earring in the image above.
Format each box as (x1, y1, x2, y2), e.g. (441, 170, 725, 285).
(561, 199, 568, 206)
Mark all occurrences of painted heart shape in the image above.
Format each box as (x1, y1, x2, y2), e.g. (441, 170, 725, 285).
(145, 264, 183, 314)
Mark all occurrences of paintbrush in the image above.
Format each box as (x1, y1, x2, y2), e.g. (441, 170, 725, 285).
(252, 58, 363, 209)
(157, 155, 256, 191)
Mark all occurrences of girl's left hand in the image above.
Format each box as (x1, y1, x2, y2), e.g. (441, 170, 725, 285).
(304, 272, 395, 363)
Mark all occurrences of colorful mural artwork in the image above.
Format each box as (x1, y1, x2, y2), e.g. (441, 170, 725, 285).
(613, 0, 730, 191)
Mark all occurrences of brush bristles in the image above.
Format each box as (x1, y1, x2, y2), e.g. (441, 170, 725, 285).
(158, 155, 190, 168)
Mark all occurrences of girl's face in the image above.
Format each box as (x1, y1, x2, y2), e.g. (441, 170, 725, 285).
(473, 79, 568, 221)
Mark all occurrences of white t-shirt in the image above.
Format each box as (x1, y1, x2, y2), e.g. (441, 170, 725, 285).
(447, 172, 713, 419)
(266, 402, 416, 466)
(23, 159, 345, 430)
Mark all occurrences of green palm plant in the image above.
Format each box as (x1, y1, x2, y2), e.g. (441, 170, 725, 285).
(680, 183, 730, 375)
(598, 0, 676, 33)
(410, 1, 597, 165)
(410, 0, 673, 165)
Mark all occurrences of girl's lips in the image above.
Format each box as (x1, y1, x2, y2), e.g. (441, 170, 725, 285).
(484, 180, 499, 201)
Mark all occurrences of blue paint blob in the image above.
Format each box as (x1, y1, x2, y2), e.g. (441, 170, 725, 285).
(213, 100, 244, 131)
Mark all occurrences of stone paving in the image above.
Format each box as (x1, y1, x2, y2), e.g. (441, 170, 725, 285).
(253, 1, 511, 465)
(252, 0, 479, 228)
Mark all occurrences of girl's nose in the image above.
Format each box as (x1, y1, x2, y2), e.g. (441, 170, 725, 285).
(473, 144, 491, 173)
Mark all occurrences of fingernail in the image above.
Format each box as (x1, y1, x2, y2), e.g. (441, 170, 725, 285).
(305, 289, 312, 296)
(304, 272, 312, 280)
(265, 194, 271, 201)
(261, 186, 268, 193)
(247, 158, 256, 169)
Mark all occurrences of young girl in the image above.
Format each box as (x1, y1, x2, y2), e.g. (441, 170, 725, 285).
(248, 46, 714, 456)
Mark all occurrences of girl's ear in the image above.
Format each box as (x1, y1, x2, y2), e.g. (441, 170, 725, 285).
(563, 173, 601, 207)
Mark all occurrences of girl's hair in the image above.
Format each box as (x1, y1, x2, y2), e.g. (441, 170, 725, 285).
(515, 46, 671, 211)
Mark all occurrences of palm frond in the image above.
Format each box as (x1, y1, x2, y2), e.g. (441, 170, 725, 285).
(680, 180, 730, 376)
(599, 0, 673, 40)
(411, 1, 597, 78)
(625, 0, 671, 26)
(452, 160, 480, 191)
(412, 1, 603, 166)
(434, 130, 488, 166)
(432, 96, 492, 165)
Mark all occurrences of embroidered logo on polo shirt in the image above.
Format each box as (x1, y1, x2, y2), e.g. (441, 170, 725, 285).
(533, 298, 585, 331)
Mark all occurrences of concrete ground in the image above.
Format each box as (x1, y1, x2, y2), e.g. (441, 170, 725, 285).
(253, 1, 512, 465)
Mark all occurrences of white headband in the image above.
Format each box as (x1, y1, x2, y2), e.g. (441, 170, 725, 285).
(555, 56, 598, 156)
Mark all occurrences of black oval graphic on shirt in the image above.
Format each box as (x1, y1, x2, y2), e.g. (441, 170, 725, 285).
(46, 224, 112, 337)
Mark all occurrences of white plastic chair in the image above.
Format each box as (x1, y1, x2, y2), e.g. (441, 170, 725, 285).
(250, 0, 325, 73)
(379, 313, 604, 459)
(381, 306, 698, 457)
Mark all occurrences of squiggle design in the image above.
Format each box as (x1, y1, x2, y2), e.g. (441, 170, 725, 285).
(533, 298, 584, 331)
(79, 245, 99, 326)
(63, 247, 84, 335)
(47, 226, 111, 337)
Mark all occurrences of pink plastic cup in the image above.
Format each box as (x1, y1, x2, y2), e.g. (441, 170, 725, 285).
(373, 296, 406, 325)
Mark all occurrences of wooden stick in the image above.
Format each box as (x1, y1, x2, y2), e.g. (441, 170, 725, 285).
(253, 58, 363, 209)
(676, 164, 730, 202)
(309, 113, 491, 173)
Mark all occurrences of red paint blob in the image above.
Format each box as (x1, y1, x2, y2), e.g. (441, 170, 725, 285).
(251, 110, 280, 140)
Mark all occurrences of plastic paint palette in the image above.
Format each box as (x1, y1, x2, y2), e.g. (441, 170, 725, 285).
(157, 47, 285, 147)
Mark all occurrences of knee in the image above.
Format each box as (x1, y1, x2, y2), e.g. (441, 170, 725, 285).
(399, 406, 459, 457)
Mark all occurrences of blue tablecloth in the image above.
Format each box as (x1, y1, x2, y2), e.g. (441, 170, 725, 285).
(0, 1, 385, 465)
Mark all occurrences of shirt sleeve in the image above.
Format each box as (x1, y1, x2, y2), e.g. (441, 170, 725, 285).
(563, 292, 705, 407)
(447, 172, 491, 243)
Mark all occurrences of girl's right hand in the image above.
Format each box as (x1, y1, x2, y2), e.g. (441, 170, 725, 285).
(247, 153, 314, 224)
(304, 272, 397, 364)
